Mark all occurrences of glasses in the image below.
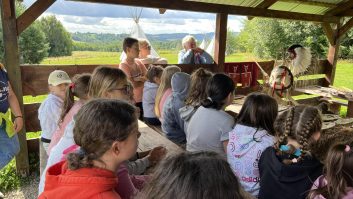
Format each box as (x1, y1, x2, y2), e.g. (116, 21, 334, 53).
(110, 84, 133, 95)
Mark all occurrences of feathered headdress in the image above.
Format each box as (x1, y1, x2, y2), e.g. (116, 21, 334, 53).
(288, 44, 312, 77)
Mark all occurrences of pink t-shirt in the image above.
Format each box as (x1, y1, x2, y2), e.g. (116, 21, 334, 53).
(119, 59, 147, 103)
(159, 88, 172, 120)
(47, 100, 84, 155)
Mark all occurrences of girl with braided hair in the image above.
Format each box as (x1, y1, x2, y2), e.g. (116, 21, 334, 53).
(258, 105, 323, 199)
(308, 143, 353, 199)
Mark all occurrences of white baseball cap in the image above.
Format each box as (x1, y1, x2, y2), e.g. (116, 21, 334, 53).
(48, 70, 72, 86)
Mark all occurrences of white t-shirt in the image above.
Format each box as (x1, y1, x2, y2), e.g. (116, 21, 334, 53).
(186, 106, 234, 158)
(38, 94, 63, 140)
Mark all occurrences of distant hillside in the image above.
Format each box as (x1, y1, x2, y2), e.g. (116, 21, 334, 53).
(71, 32, 217, 43)
(70, 32, 238, 52)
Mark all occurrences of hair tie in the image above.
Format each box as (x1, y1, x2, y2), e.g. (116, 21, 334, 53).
(345, 145, 351, 152)
(69, 82, 75, 89)
(78, 148, 86, 157)
(207, 97, 213, 102)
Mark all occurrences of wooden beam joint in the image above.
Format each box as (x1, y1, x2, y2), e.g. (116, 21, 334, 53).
(16, 0, 56, 35)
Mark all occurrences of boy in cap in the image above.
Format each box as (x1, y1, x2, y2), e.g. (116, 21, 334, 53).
(38, 70, 71, 175)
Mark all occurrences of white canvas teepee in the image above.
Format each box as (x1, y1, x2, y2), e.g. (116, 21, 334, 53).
(206, 35, 215, 57)
(199, 35, 208, 50)
(120, 8, 159, 61)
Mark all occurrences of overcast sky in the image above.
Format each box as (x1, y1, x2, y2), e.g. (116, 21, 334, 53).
(24, 0, 245, 34)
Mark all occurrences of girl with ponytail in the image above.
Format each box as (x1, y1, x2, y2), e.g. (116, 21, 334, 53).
(308, 143, 353, 199)
(258, 105, 323, 199)
(47, 73, 91, 155)
(39, 99, 139, 199)
(186, 73, 235, 158)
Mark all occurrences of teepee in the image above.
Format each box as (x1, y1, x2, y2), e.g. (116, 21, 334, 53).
(199, 34, 208, 50)
(120, 8, 160, 61)
(206, 35, 215, 57)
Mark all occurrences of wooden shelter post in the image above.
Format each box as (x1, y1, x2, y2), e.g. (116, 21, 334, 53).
(214, 13, 228, 72)
(326, 22, 341, 86)
(1, 0, 29, 175)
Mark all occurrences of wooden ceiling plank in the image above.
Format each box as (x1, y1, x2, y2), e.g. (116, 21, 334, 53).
(325, 0, 353, 16)
(279, 0, 335, 8)
(69, 0, 339, 23)
(16, 0, 56, 35)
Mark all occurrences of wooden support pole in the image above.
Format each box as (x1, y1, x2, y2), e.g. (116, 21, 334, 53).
(1, 0, 29, 175)
(16, 0, 56, 35)
(322, 23, 335, 46)
(214, 13, 228, 72)
(326, 22, 341, 86)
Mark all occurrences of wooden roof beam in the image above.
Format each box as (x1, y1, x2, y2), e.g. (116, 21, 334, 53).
(248, 0, 278, 20)
(338, 18, 353, 40)
(325, 0, 353, 16)
(69, 0, 339, 23)
(16, 0, 56, 35)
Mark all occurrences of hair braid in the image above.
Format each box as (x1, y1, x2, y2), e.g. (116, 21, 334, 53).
(276, 107, 295, 149)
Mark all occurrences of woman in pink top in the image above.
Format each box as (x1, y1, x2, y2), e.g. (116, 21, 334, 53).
(119, 37, 148, 119)
(154, 65, 181, 121)
(47, 74, 90, 155)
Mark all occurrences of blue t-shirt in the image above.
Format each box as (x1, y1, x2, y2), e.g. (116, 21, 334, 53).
(0, 69, 9, 113)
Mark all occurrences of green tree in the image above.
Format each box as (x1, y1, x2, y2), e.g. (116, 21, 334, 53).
(19, 23, 49, 64)
(0, 2, 49, 64)
(39, 15, 73, 57)
(236, 18, 328, 59)
(226, 29, 237, 55)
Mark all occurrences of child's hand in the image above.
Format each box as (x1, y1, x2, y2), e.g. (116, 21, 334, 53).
(133, 76, 147, 82)
(14, 117, 23, 133)
(148, 146, 167, 165)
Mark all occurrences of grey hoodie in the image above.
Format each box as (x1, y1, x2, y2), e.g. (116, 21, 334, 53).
(179, 105, 198, 135)
(142, 81, 159, 118)
(162, 72, 191, 144)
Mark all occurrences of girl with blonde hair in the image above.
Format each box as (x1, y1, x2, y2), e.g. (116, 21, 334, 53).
(154, 65, 181, 120)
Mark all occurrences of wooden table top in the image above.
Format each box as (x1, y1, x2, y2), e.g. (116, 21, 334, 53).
(138, 120, 183, 156)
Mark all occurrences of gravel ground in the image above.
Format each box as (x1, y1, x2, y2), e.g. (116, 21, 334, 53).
(3, 175, 39, 199)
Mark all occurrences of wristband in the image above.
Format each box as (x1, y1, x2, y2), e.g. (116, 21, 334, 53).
(14, 115, 23, 119)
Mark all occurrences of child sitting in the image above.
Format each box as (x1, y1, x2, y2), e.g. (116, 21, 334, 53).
(180, 68, 213, 133)
(39, 99, 139, 199)
(186, 73, 235, 157)
(259, 105, 323, 199)
(154, 65, 181, 120)
(48, 73, 90, 155)
(119, 37, 148, 118)
(38, 70, 71, 174)
(162, 72, 190, 145)
(227, 92, 278, 197)
(139, 151, 251, 199)
(143, 65, 163, 125)
(308, 143, 353, 199)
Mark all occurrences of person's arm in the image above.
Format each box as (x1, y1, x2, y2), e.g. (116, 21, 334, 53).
(200, 50, 214, 64)
(178, 49, 193, 64)
(8, 82, 23, 133)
